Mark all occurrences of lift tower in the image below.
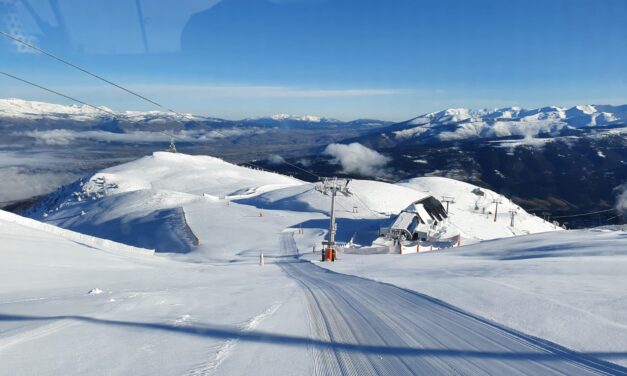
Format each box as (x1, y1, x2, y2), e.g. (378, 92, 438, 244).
(315, 177, 352, 262)
(441, 196, 456, 214)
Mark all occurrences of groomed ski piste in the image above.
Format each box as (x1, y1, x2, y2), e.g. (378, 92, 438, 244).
(2, 151, 627, 375)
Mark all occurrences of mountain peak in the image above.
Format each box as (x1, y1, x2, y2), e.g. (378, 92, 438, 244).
(245, 114, 341, 123)
(394, 103, 626, 142)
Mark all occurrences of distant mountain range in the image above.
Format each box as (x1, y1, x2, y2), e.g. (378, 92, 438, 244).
(2, 98, 625, 228)
(0, 98, 390, 129)
(352, 105, 627, 148)
(3, 98, 625, 141)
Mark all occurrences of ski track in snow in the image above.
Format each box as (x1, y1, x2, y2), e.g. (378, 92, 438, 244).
(279, 233, 627, 376)
(184, 302, 282, 376)
(0, 320, 77, 353)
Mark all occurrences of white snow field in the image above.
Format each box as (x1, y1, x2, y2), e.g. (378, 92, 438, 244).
(317, 229, 627, 369)
(25, 152, 557, 254)
(0, 211, 312, 375)
(2, 152, 627, 375)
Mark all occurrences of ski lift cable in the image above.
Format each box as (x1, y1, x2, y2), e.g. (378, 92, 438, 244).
(281, 160, 322, 180)
(552, 208, 616, 219)
(3, 31, 385, 189)
(0, 71, 117, 116)
(0, 31, 232, 141)
(0, 70, 186, 142)
(240, 161, 301, 182)
(0, 31, 186, 118)
(352, 191, 385, 218)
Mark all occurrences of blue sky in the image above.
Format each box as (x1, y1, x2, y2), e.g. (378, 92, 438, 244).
(1, 0, 626, 121)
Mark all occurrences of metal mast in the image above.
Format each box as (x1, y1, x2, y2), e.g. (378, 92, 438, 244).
(509, 209, 517, 227)
(492, 197, 503, 222)
(442, 196, 456, 214)
(315, 177, 352, 261)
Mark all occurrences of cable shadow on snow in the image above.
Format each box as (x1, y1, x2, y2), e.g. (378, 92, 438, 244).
(1, 313, 626, 372)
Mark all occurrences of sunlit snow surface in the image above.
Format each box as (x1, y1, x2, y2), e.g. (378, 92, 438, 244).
(2, 152, 626, 374)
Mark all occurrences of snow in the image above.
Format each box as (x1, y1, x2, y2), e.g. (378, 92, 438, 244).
(85, 152, 303, 197)
(398, 176, 559, 242)
(0, 98, 205, 122)
(4, 151, 626, 373)
(318, 229, 627, 367)
(395, 104, 627, 142)
(247, 114, 340, 123)
(24, 152, 305, 253)
(25, 153, 558, 254)
(0, 98, 110, 121)
(0, 210, 311, 375)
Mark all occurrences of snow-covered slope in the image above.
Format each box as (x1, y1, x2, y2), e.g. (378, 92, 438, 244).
(25, 152, 304, 252)
(25, 152, 558, 253)
(83, 152, 303, 198)
(6, 151, 627, 372)
(238, 179, 428, 215)
(0, 210, 309, 375)
(385, 105, 627, 143)
(319, 228, 627, 367)
(398, 177, 558, 242)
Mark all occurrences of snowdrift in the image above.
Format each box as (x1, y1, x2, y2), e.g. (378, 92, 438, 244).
(0, 210, 154, 255)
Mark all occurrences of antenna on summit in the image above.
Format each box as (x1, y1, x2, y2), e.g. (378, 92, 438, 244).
(166, 137, 177, 153)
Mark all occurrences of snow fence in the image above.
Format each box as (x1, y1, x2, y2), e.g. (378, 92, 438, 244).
(0, 210, 155, 256)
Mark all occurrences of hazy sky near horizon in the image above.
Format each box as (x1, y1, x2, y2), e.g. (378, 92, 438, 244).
(1, 0, 626, 121)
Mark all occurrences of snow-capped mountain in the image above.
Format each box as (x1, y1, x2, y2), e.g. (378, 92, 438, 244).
(359, 104, 627, 146)
(0, 99, 390, 128)
(0, 98, 113, 121)
(242, 114, 391, 129)
(260, 114, 338, 123)
(0, 98, 215, 123)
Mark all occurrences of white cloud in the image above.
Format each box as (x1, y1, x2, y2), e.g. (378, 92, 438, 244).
(615, 183, 627, 215)
(323, 142, 391, 178)
(24, 129, 77, 145)
(0, 167, 79, 204)
(19, 128, 261, 144)
(297, 158, 312, 167)
(267, 154, 286, 165)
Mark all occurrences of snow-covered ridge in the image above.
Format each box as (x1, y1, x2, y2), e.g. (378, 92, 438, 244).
(0, 98, 111, 121)
(0, 98, 339, 124)
(246, 114, 341, 123)
(26, 152, 305, 220)
(0, 98, 209, 122)
(24, 152, 306, 252)
(393, 104, 627, 142)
